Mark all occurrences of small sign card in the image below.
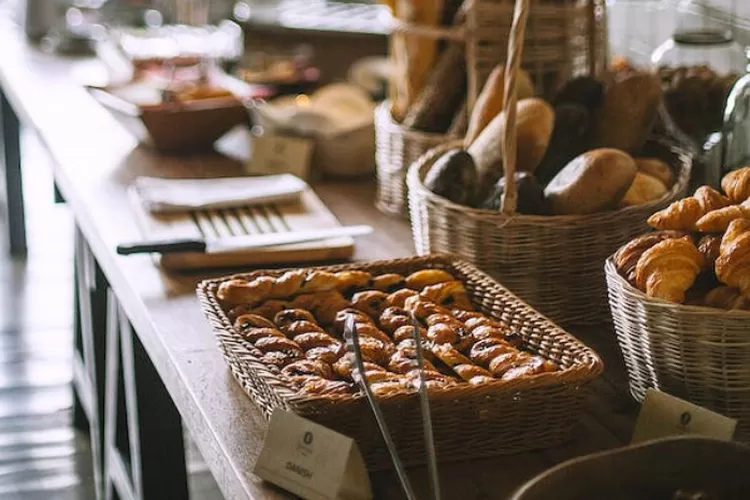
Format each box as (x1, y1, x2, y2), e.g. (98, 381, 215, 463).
(631, 389, 737, 444)
(254, 409, 373, 500)
(246, 133, 314, 180)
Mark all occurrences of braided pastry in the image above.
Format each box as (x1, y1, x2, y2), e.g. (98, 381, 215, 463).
(269, 270, 307, 298)
(635, 238, 704, 303)
(371, 273, 406, 292)
(282, 320, 326, 337)
(236, 326, 286, 344)
(388, 347, 438, 374)
(263, 351, 301, 369)
(405, 269, 456, 290)
(501, 356, 551, 381)
(404, 296, 451, 319)
(386, 289, 419, 308)
(334, 270, 372, 296)
(298, 377, 353, 396)
(453, 364, 492, 382)
(715, 219, 750, 295)
(614, 231, 688, 285)
(299, 271, 340, 294)
(305, 345, 346, 364)
(489, 351, 531, 377)
(379, 307, 411, 335)
(282, 360, 334, 379)
(647, 186, 731, 231)
(393, 324, 426, 343)
(721, 167, 750, 204)
(702, 286, 750, 310)
(332, 308, 374, 334)
(469, 338, 516, 366)
(426, 324, 460, 344)
(332, 357, 384, 380)
(696, 199, 750, 233)
(217, 277, 275, 306)
(292, 332, 340, 350)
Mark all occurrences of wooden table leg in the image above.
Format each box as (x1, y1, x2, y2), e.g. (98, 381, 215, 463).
(0, 87, 27, 256)
(105, 295, 189, 500)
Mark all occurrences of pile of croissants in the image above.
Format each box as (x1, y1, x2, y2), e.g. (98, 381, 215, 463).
(423, 62, 677, 215)
(614, 167, 750, 309)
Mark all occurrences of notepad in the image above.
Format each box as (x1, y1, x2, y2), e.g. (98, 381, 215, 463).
(133, 174, 307, 213)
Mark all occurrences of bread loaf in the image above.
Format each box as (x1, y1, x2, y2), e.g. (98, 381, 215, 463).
(467, 98, 554, 198)
(545, 148, 637, 215)
(593, 73, 662, 153)
(464, 64, 534, 145)
(618, 172, 668, 208)
(635, 157, 675, 189)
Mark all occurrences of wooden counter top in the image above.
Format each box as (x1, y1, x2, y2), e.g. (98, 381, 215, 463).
(0, 9, 638, 499)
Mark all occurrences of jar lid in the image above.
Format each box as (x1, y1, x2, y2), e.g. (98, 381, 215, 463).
(673, 29, 734, 46)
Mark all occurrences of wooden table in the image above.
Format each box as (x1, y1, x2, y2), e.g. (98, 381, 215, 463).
(0, 8, 639, 500)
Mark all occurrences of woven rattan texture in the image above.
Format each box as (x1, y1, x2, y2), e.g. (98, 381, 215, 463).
(374, 0, 608, 218)
(197, 255, 603, 470)
(605, 259, 750, 440)
(407, 140, 691, 327)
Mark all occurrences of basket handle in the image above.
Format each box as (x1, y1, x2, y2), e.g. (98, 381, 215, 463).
(500, 0, 530, 215)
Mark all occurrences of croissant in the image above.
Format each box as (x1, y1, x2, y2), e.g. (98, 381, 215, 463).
(635, 239, 704, 303)
(721, 167, 750, 203)
(613, 230, 687, 285)
(696, 199, 750, 233)
(715, 219, 750, 296)
(702, 286, 750, 310)
(404, 269, 455, 290)
(697, 234, 722, 271)
(647, 186, 731, 231)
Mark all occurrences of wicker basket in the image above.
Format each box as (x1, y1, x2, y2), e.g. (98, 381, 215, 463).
(408, 140, 691, 326)
(198, 254, 603, 471)
(375, 102, 450, 216)
(605, 258, 750, 440)
(375, 0, 608, 216)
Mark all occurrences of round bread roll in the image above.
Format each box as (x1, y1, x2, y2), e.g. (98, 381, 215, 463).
(545, 148, 637, 215)
(618, 172, 668, 208)
(635, 157, 675, 188)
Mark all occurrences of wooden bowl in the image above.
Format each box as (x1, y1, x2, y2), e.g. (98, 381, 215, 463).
(510, 436, 750, 500)
(139, 97, 247, 154)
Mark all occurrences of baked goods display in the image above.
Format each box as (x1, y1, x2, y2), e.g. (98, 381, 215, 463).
(614, 167, 750, 309)
(216, 268, 560, 397)
(421, 62, 678, 215)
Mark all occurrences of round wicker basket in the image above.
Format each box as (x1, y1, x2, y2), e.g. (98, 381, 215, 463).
(375, 0, 608, 217)
(605, 258, 750, 440)
(407, 140, 691, 326)
(374, 102, 450, 217)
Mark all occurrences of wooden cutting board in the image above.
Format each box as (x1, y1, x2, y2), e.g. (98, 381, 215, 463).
(129, 187, 355, 270)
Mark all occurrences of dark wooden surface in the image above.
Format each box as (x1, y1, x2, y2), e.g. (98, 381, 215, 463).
(0, 6, 639, 500)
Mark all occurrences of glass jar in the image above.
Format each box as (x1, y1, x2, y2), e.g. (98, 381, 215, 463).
(651, 0, 746, 74)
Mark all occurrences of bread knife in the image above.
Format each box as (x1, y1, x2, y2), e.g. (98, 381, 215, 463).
(116, 225, 373, 255)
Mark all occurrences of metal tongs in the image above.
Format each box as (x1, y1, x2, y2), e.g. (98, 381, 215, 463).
(343, 313, 441, 500)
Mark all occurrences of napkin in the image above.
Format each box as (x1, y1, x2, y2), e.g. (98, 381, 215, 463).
(133, 174, 307, 213)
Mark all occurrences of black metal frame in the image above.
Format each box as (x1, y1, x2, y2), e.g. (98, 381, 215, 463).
(0, 87, 27, 255)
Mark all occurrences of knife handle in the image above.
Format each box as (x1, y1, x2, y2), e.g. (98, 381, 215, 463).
(117, 238, 207, 255)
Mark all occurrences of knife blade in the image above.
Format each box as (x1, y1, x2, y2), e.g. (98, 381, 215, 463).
(116, 225, 373, 255)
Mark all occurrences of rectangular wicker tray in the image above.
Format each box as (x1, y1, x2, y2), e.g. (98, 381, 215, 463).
(197, 255, 604, 470)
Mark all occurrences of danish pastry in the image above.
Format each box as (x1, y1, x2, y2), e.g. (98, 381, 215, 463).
(371, 273, 406, 293)
(299, 377, 353, 396)
(420, 281, 474, 310)
(234, 313, 275, 331)
(386, 289, 419, 308)
(469, 338, 515, 366)
(255, 336, 304, 357)
(379, 307, 411, 334)
(405, 269, 456, 290)
(237, 326, 286, 344)
(292, 332, 340, 350)
(426, 323, 460, 344)
(393, 324, 426, 343)
(333, 308, 374, 334)
(453, 364, 492, 381)
(332, 357, 384, 380)
(217, 277, 274, 306)
(282, 320, 326, 337)
(262, 351, 300, 369)
(351, 290, 390, 318)
(274, 309, 316, 330)
(334, 270, 372, 296)
(269, 270, 307, 298)
(251, 300, 292, 321)
(404, 296, 451, 319)
(354, 323, 395, 345)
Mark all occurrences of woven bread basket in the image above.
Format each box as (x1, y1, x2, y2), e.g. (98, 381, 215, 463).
(406, 0, 690, 326)
(198, 254, 603, 471)
(605, 258, 750, 440)
(375, 0, 608, 217)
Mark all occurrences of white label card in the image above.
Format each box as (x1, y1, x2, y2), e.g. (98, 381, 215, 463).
(246, 133, 314, 180)
(631, 389, 737, 444)
(254, 409, 372, 500)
